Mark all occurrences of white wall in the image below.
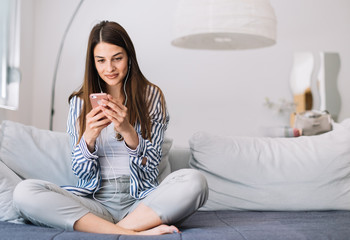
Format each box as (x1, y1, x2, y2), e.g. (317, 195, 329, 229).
(8, 0, 350, 147)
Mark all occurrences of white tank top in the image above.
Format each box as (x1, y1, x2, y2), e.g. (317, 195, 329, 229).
(96, 124, 130, 179)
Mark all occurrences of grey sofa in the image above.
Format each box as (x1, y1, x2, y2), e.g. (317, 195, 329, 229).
(1, 120, 350, 240)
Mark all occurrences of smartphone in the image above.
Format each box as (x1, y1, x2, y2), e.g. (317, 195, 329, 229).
(89, 93, 108, 108)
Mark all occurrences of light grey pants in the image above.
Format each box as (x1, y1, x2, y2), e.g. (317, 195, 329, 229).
(13, 169, 208, 231)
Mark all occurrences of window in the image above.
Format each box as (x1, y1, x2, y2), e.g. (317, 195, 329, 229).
(0, 0, 20, 110)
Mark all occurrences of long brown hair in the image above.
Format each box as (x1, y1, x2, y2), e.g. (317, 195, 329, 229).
(69, 21, 165, 143)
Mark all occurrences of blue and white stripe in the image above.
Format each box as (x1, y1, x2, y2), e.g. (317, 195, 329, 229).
(61, 85, 169, 199)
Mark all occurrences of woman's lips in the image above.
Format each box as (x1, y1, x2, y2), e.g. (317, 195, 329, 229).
(105, 73, 118, 79)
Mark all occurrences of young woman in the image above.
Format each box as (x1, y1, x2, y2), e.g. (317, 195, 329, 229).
(13, 21, 208, 235)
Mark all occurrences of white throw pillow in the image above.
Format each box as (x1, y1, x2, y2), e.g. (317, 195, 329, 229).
(0, 120, 77, 186)
(0, 161, 22, 222)
(189, 120, 350, 211)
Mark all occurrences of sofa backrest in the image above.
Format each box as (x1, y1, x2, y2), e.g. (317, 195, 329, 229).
(169, 146, 191, 172)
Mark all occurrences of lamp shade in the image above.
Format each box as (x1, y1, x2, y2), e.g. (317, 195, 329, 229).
(171, 0, 277, 50)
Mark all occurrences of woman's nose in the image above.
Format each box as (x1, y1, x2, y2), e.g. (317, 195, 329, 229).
(106, 61, 115, 72)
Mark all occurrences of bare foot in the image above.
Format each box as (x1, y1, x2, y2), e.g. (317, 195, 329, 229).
(137, 224, 180, 235)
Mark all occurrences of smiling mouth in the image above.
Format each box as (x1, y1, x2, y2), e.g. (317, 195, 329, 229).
(105, 74, 118, 79)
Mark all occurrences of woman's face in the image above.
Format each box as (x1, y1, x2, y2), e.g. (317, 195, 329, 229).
(94, 42, 129, 91)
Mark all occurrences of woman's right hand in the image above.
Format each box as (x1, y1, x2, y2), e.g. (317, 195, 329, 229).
(84, 106, 111, 152)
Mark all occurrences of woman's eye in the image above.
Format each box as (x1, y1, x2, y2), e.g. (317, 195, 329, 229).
(114, 57, 122, 61)
(97, 59, 105, 63)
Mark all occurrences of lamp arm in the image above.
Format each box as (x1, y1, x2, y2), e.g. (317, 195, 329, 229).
(49, 0, 84, 130)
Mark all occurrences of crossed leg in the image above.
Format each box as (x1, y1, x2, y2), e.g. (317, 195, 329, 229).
(75, 169, 208, 235)
(74, 203, 178, 235)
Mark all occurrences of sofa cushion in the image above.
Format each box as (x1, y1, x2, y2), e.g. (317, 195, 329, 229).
(169, 146, 191, 172)
(0, 120, 77, 186)
(0, 161, 22, 222)
(189, 119, 350, 211)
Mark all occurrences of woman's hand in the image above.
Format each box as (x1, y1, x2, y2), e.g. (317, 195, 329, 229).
(101, 94, 139, 149)
(84, 106, 111, 152)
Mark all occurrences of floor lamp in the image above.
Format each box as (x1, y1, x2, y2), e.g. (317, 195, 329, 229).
(49, 0, 84, 130)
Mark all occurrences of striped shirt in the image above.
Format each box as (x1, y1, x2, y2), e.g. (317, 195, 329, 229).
(61, 85, 169, 199)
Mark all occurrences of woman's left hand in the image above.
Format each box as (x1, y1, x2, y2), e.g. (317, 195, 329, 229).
(101, 94, 139, 149)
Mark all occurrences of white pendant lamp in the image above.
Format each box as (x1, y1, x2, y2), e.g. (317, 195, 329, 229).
(171, 0, 277, 50)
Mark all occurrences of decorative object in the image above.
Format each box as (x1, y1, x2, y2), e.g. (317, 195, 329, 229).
(316, 52, 341, 121)
(293, 110, 332, 136)
(290, 52, 314, 113)
(171, 0, 277, 50)
(264, 97, 296, 115)
(289, 51, 341, 126)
